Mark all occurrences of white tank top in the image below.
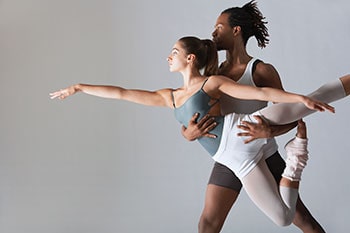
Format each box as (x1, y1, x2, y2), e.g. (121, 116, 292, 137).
(220, 58, 268, 115)
(220, 58, 278, 157)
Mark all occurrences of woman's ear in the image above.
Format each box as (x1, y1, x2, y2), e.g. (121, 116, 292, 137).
(187, 54, 196, 63)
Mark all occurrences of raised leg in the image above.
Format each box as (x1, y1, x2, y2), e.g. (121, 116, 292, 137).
(241, 120, 311, 226)
(266, 152, 326, 232)
(242, 160, 297, 226)
(259, 77, 347, 125)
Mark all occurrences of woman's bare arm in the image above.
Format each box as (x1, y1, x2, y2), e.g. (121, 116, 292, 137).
(50, 84, 173, 107)
(209, 75, 334, 113)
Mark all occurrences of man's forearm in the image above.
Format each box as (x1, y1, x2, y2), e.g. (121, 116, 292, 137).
(269, 121, 298, 137)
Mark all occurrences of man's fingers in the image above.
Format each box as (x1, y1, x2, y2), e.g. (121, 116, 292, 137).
(238, 120, 255, 129)
(253, 115, 264, 123)
(237, 132, 250, 137)
(190, 112, 200, 123)
(243, 137, 255, 144)
(198, 115, 215, 128)
(206, 122, 217, 131)
(203, 133, 217, 139)
(202, 119, 216, 130)
(237, 124, 249, 131)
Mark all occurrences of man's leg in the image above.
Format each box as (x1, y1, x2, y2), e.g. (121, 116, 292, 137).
(198, 162, 242, 233)
(293, 198, 326, 233)
(266, 152, 326, 233)
(200, 154, 326, 233)
(199, 185, 239, 233)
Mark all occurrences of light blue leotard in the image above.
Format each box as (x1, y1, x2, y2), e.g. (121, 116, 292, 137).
(172, 79, 224, 156)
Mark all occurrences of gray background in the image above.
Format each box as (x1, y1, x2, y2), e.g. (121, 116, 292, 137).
(1, 0, 349, 232)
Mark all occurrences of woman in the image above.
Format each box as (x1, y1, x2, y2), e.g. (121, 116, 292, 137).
(50, 36, 349, 226)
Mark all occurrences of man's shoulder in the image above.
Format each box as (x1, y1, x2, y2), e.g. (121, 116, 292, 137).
(254, 60, 276, 75)
(252, 60, 282, 88)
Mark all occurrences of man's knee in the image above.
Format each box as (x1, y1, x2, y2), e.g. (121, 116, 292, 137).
(198, 214, 223, 233)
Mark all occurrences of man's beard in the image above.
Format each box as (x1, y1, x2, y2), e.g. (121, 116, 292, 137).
(215, 45, 225, 51)
(213, 40, 226, 51)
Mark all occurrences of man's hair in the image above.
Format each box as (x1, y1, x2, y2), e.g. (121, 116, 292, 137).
(222, 0, 269, 48)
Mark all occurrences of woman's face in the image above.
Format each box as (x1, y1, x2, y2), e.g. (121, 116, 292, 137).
(167, 41, 188, 72)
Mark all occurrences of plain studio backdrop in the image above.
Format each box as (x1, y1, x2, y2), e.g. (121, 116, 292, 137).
(1, 0, 349, 232)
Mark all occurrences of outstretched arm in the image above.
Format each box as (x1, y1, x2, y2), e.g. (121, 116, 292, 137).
(209, 75, 335, 113)
(50, 84, 173, 107)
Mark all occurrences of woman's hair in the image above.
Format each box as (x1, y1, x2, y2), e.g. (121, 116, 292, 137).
(178, 36, 218, 76)
(222, 0, 269, 48)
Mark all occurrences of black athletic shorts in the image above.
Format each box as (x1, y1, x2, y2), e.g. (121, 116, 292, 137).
(208, 151, 286, 192)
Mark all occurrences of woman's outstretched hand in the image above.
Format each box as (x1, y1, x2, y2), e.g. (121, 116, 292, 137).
(50, 85, 77, 100)
(302, 96, 335, 113)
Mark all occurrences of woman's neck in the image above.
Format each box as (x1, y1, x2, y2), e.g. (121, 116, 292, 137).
(181, 69, 204, 89)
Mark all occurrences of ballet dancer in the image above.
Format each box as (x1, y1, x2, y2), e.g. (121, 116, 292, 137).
(50, 36, 349, 227)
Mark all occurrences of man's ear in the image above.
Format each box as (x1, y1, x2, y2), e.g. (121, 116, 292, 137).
(232, 26, 242, 36)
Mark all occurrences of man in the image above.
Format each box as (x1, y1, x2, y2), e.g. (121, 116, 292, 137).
(182, 2, 325, 233)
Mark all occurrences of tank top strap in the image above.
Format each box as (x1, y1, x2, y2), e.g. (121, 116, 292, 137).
(200, 77, 219, 106)
(252, 59, 263, 75)
(200, 77, 210, 90)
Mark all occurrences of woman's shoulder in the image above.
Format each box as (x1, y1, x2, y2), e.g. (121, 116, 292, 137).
(204, 75, 237, 97)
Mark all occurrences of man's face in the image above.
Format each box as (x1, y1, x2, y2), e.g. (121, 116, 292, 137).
(212, 13, 234, 51)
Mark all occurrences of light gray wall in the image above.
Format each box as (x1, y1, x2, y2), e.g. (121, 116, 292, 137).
(1, 0, 349, 232)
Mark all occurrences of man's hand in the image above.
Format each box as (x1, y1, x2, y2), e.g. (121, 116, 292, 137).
(237, 115, 272, 143)
(181, 113, 218, 141)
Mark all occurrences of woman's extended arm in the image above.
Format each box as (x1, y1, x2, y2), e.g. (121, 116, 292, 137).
(50, 84, 173, 107)
(210, 75, 335, 113)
